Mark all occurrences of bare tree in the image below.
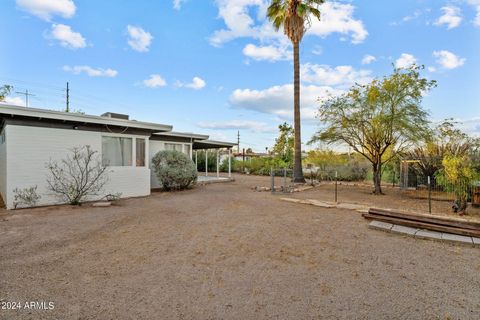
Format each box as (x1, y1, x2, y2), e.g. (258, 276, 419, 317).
(46, 146, 109, 205)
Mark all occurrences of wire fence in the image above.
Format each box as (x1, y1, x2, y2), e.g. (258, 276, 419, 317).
(270, 168, 295, 194)
(275, 166, 480, 214)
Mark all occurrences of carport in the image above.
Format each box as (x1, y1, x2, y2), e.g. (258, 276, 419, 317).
(192, 139, 237, 181)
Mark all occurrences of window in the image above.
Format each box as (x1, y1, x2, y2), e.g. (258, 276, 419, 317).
(136, 138, 146, 167)
(184, 144, 191, 158)
(102, 136, 132, 166)
(165, 143, 183, 152)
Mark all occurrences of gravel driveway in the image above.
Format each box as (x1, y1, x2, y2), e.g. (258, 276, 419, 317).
(1, 174, 479, 319)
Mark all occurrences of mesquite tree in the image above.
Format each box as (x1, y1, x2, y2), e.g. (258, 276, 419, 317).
(311, 67, 436, 194)
(46, 146, 109, 205)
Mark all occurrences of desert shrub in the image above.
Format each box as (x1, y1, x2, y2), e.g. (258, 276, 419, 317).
(220, 157, 241, 172)
(241, 157, 291, 175)
(194, 150, 218, 172)
(46, 146, 109, 205)
(152, 150, 197, 190)
(305, 160, 369, 182)
(436, 155, 479, 214)
(13, 185, 41, 209)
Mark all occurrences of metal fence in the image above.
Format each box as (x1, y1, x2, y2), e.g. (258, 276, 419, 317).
(270, 168, 295, 194)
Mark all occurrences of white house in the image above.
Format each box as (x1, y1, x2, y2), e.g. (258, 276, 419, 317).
(0, 104, 235, 209)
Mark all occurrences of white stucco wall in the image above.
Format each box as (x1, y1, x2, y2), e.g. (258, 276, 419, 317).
(149, 140, 192, 189)
(4, 125, 151, 209)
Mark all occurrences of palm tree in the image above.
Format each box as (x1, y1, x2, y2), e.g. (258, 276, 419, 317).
(267, 0, 323, 183)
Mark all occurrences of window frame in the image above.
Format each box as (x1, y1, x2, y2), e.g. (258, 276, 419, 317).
(101, 134, 148, 168)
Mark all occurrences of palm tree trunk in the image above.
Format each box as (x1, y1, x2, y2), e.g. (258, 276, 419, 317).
(292, 41, 305, 183)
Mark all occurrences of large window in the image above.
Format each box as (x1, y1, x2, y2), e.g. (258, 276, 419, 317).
(184, 144, 191, 158)
(102, 137, 132, 166)
(136, 138, 146, 167)
(165, 143, 183, 152)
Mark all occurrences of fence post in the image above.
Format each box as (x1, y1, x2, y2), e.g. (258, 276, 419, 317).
(335, 171, 338, 203)
(271, 167, 274, 194)
(392, 168, 395, 187)
(283, 168, 287, 193)
(428, 176, 432, 214)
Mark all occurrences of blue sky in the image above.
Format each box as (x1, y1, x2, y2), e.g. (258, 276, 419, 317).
(1, 0, 479, 151)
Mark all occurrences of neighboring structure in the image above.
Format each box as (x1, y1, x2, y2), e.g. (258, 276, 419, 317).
(0, 104, 236, 209)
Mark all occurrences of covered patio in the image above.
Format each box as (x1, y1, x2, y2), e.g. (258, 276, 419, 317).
(192, 139, 237, 182)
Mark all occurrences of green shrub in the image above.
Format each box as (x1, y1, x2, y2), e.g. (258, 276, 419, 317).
(194, 150, 218, 172)
(305, 160, 369, 181)
(152, 150, 197, 190)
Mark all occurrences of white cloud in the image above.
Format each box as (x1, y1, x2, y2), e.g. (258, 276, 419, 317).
(176, 77, 206, 90)
(209, 0, 367, 46)
(466, 0, 480, 26)
(1, 96, 25, 106)
(143, 74, 167, 88)
(308, 2, 368, 44)
(434, 6, 462, 29)
(197, 120, 274, 133)
(16, 0, 76, 21)
(173, 0, 186, 10)
(63, 65, 118, 77)
(126, 25, 153, 52)
(47, 24, 86, 49)
(229, 84, 343, 120)
(243, 43, 291, 61)
(427, 66, 437, 72)
(433, 50, 465, 69)
(395, 53, 417, 69)
(361, 54, 376, 65)
(312, 45, 323, 55)
(301, 63, 372, 87)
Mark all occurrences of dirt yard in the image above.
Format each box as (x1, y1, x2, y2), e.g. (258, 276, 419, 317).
(286, 181, 480, 222)
(1, 174, 479, 319)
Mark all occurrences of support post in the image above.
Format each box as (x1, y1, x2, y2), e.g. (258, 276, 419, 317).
(195, 150, 198, 171)
(228, 148, 232, 178)
(205, 150, 208, 177)
(216, 149, 220, 178)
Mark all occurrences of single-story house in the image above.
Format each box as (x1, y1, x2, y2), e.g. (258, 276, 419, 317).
(0, 104, 236, 209)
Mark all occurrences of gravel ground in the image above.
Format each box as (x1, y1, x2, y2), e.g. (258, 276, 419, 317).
(286, 181, 480, 222)
(0, 174, 479, 319)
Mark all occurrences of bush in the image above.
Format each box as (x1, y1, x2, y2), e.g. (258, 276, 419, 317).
(13, 185, 41, 209)
(152, 150, 197, 190)
(194, 150, 218, 173)
(46, 146, 109, 205)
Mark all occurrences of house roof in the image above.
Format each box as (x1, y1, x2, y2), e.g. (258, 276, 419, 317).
(153, 131, 209, 140)
(0, 104, 172, 132)
(193, 139, 237, 149)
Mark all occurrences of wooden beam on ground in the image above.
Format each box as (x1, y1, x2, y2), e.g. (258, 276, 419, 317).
(368, 208, 480, 230)
(363, 213, 480, 238)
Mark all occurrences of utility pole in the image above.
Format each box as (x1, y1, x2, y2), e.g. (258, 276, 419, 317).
(237, 130, 240, 153)
(15, 89, 35, 108)
(65, 82, 70, 112)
